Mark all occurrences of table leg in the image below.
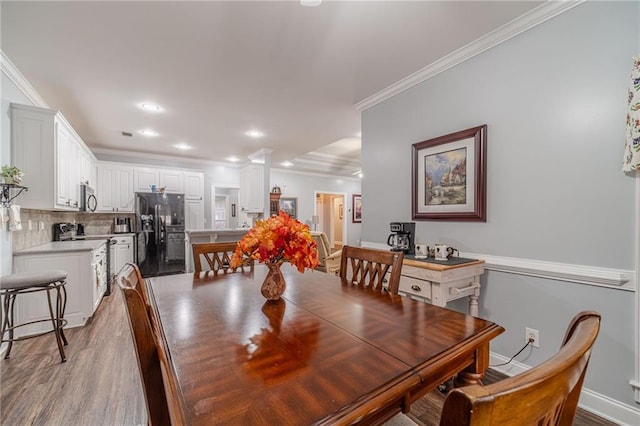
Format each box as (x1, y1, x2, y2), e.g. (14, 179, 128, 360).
(468, 278, 480, 317)
(454, 343, 490, 387)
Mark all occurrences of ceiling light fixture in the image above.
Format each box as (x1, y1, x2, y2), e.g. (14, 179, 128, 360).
(173, 143, 193, 150)
(301, 0, 322, 7)
(140, 103, 161, 112)
(139, 129, 158, 137)
(281, 161, 294, 167)
(226, 156, 240, 162)
(246, 130, 264, 138)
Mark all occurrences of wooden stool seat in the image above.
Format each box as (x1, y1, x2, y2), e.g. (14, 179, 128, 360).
(0, 270, 69, 362)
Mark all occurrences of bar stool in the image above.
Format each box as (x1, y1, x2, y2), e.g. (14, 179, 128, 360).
(0, 270, 69, 362)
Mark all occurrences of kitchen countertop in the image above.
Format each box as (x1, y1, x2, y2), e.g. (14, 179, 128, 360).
(14, 240, 107, 255)
(75, 233, 136, 239)
(185, 229, 249, 236)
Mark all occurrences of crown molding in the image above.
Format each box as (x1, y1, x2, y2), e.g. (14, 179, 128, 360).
(91, 147, 231, 168)
(354, 0, 585, 111)
(271, 166, 361, 181)
(1, 50, 49, 108)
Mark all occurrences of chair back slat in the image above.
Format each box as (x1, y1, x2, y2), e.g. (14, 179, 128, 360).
(439, 311, 601, 426)
(339, 246, 404, 294)
(192, 242, 252, 275)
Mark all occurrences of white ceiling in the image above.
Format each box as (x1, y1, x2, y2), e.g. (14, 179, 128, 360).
(1, 1, 541, 176)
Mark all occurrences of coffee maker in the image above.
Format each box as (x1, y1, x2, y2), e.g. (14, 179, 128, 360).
(387, 222, 416, 254)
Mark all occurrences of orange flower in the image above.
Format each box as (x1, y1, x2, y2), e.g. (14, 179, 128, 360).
(231, 211, 319, 273)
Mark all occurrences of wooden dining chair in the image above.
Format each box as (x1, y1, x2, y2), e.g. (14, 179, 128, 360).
(439, 311, 601, 426)
(192, 242, 252, 274)
(339, 246, 404, 294)
(116, 264, 186, 426)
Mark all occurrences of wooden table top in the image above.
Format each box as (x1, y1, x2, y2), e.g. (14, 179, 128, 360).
(147, 264, 503, 425)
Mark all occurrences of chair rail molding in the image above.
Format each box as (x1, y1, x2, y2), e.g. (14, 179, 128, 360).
(461, 252, 635, 291)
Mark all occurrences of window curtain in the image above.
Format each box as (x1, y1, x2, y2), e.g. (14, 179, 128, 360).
(622, 55, 640, 172)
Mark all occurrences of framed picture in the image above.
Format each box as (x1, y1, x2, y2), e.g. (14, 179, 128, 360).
(279, 197, 297, 219)
(352, 194, 362, 223)
(411, 125, 487, 221)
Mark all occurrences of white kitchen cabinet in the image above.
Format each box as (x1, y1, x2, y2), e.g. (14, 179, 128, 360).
(184, 171, 204, 200)
(12, 244, 107, 334)
(96, 163, 134, 212)
(133, 167, 159, 192)
(110, 235, 134, 277)
(159, 169, 184, 193)
(185, 198, 205, 230)
(239, 165, 264, 213)
(10, 103, 92, 211)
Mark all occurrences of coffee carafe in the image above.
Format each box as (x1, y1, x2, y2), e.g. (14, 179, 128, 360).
(386, 222, 416, 254)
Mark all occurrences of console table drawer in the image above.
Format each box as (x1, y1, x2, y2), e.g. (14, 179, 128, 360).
(398, 276, 432, 299)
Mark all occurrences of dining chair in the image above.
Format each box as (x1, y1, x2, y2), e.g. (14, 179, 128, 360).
(192, 242, 252, 274)
(339, 245, 404, 294)
(439, 310, 601, 426)
(116, 264, 186, 426)
(311, 231, 342, 275)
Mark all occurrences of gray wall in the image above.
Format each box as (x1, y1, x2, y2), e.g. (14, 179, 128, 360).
(271, 169, 361, 246)
(362, 1, 639, 410)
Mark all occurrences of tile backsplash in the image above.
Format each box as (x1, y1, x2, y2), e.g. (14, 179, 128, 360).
(12, 209, 135, 251)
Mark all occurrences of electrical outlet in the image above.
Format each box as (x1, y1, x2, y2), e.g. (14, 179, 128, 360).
(39, 221, 45, 231)
(525, 327, 540, 348)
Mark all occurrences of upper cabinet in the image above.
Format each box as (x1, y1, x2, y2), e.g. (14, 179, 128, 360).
(239, 165, 264, 213)
(184, 171, 204, 200)
(133, 167, 159, 193)
(96, 163, 134, 212)
(159, 169, 184, 193)
(10, 103, 95, 211)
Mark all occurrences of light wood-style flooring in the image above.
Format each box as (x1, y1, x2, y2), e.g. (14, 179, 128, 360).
(1, 284, 618, 425)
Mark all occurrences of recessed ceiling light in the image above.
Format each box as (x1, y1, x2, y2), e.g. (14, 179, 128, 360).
(281, 161, 294, 167)
(226, 156, 240, 162)
(301, 0, 322, 6)
(173, 143, 192, 150)
(246, 130, 264, 138)
(139, 129, 158, 137)
(140, 103, 161, 112)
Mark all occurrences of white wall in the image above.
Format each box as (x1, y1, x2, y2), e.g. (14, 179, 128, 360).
(361, 0, 639, 418)
(271, 169, 361, 246)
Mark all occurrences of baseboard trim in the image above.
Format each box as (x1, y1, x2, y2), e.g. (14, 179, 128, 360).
(490, 353, 640, 426)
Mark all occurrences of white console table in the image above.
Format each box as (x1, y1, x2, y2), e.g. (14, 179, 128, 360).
(399, 257, 484, 317)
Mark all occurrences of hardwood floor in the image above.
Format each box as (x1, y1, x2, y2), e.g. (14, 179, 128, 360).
(1, 285, 618, 425)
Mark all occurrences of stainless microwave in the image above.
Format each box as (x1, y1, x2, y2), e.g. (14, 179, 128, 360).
(80, 183, 97, 212)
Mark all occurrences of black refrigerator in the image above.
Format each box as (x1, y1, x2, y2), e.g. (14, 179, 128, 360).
(135, 192, 186, 277)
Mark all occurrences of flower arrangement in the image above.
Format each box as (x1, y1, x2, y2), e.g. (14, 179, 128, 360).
(231, 211, 319, 273)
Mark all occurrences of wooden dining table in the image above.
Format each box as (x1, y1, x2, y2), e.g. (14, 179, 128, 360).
(146, 264, 504, 425)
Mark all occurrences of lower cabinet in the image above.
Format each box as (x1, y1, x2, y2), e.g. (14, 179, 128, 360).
(110, 236, 134, 277)
(12, 249, 101, 336)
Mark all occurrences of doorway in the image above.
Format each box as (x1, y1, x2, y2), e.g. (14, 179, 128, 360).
(314, 191, 346, 251)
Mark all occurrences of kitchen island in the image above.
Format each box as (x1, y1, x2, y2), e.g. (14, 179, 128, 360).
(184, 228, 248, 272)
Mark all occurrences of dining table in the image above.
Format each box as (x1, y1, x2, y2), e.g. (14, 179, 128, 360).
(145, 264, 504, 425)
